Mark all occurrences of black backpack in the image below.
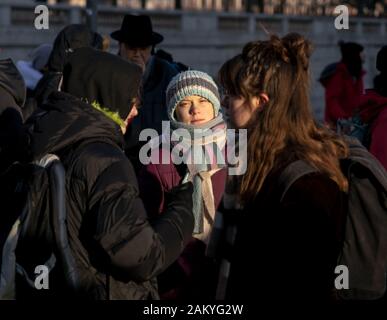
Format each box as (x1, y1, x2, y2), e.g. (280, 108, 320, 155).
(278, 138, 387, 300)
(0, 154, 79, 299)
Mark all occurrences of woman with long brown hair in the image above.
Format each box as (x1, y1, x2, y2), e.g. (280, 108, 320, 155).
(216, 33, 348, 302)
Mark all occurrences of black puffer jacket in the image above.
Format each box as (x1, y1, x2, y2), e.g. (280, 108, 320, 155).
(28, 91, 194, 299)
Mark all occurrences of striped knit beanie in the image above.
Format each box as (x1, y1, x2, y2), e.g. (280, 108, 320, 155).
(166, 70, 221, 121)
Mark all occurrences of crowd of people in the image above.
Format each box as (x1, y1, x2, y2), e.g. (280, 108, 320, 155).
(0, 13, 386, 304)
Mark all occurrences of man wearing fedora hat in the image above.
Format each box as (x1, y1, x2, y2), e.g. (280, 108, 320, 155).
(111, 14, 179, 159)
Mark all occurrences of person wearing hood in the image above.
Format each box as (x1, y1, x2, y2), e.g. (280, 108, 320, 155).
(320, 41, 365, 127)
(33, 24, 103, 108)
(27, 47, 194, 300)
(16, 44, 53, 120)
(16, 44, 52, 94)
(0, 59, 29, 175)
(356, 46, 387, 170)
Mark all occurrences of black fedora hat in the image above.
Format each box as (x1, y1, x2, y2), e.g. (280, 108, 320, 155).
(111, 14, 163, 47)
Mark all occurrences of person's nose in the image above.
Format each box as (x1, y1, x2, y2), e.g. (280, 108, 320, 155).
(132, 106, 139, 117)
(132, 48, 140, 56)
(189, 102, 200, 115)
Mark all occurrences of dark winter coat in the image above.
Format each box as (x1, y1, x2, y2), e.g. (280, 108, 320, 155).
(23, 47, 193, 300)
(27, 91, 194, 299)
(221, 152, 347, 302)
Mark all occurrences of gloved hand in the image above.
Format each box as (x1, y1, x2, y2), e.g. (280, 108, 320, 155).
(165, 181, 193, 211)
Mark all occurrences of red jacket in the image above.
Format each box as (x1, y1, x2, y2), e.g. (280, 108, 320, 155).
(322, 62, 365, 126)
(358, 89, 387, 170)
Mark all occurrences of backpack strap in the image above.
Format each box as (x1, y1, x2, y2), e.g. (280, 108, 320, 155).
(346, 136, 387, 190)
(0, 214, 23, 299)
(14, 155, 61, 293)
(278, 160, 319, 202)
(35, 153, 81, 292)
(48, 156, 80, 292)
(15, 254, 56, 289)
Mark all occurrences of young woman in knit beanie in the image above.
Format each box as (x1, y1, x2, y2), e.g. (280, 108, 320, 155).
(138, 70, 227, 300)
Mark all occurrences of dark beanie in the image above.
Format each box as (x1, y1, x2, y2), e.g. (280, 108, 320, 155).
(62, 47, 143, 120)
(338, 41, 364, 79)
(339, 41, 364, 60)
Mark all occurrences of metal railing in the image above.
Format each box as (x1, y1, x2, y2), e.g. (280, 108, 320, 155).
(44, 0, 387, 17)
(1, 1, 386, 38)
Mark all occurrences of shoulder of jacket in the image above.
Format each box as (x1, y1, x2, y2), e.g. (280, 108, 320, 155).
(72, 141, 128, 176)
(275, 158, 340, 200)
(153, 56, 179, 77)
(285, 171, 341, 199)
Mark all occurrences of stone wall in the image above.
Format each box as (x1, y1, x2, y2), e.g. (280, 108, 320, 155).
(1, 2, 386, 120)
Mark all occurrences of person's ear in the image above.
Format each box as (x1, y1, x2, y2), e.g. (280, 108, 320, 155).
(251, 93, 269, 111)
(258, 93, 269, 106)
